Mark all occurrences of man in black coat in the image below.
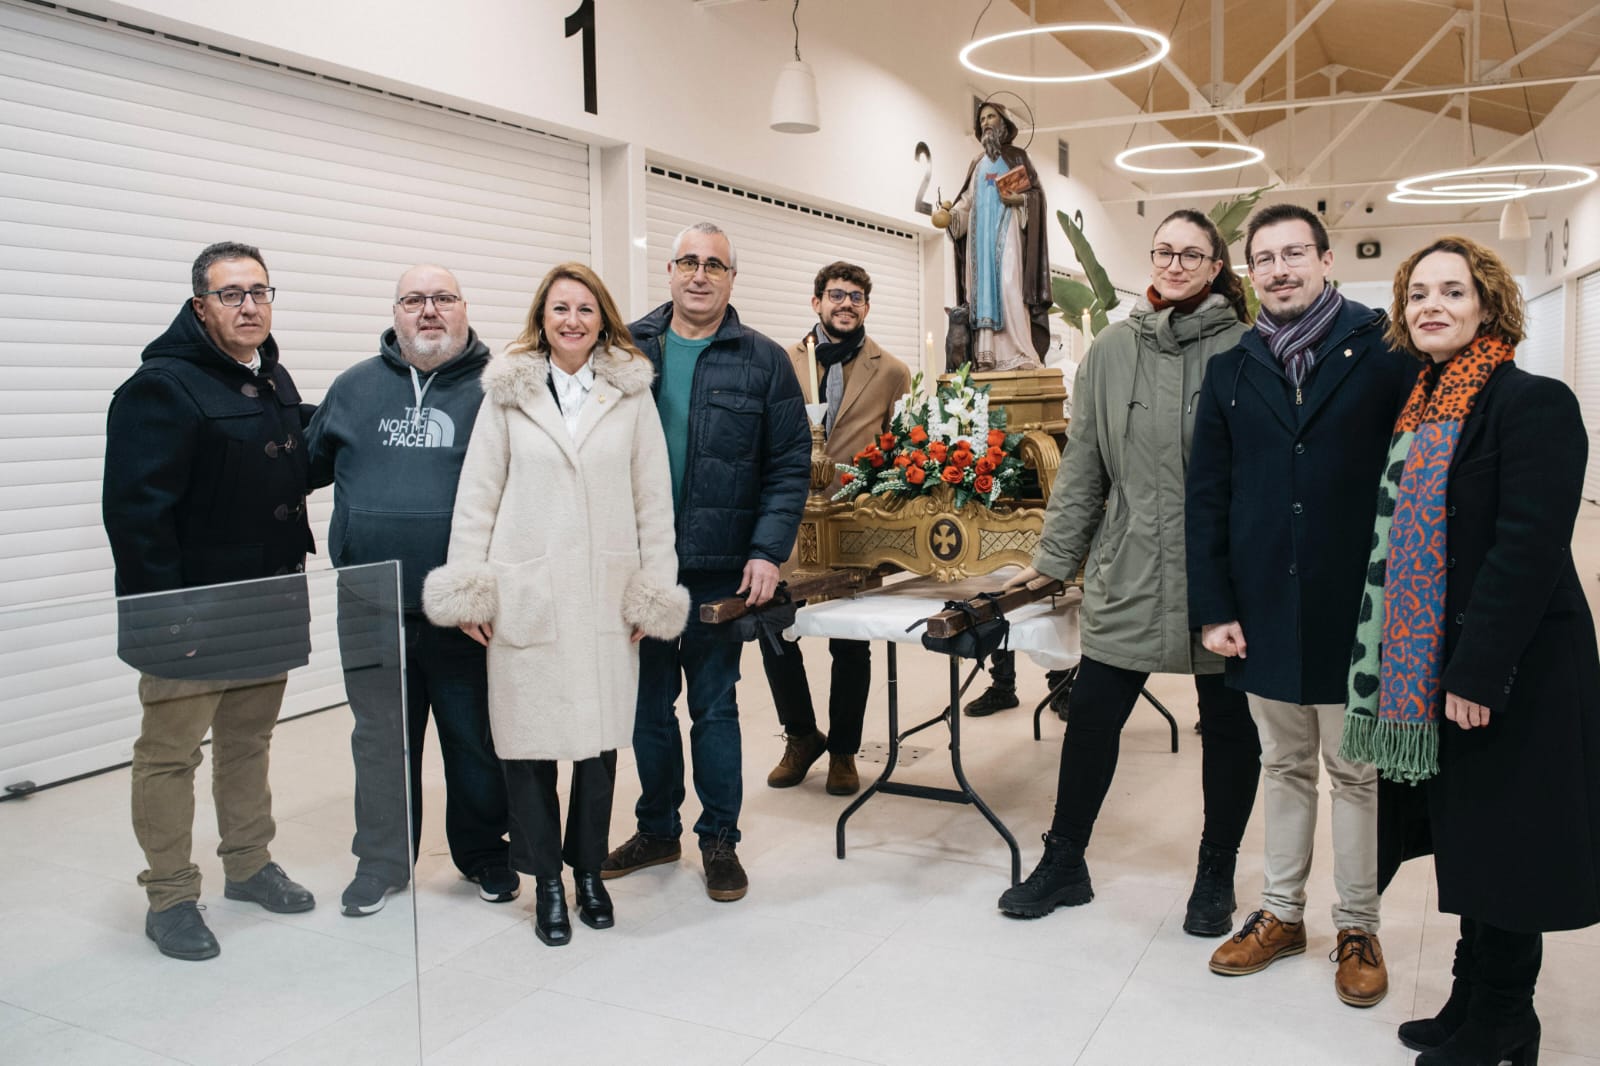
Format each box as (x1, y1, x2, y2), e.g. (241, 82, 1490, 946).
(600, 220, 810, 902)
(1185, 205, 1416, 1007)
(103, 242, 317, 961)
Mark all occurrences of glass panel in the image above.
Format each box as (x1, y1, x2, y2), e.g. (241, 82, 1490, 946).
(0, 563, 420, 1065)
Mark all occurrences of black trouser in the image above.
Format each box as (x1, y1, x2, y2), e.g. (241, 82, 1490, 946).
(759, 636, 872, 757)
(1050, 655, 1261, 851)
(988, 649, 1017, 689)
(504, 751, 618, 878)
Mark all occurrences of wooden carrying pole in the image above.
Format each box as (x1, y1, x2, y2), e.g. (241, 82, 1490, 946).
(697, 567, 888, 625)
(922, 581, 1080, 638)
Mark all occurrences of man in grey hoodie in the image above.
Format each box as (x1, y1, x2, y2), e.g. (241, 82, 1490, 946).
(307, 265, 514, 916)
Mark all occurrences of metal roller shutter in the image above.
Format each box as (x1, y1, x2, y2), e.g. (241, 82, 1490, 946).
(1575, 271, 1600, 503)
(1519, 285, 1565, 382)
(645, 166, 923, 369)
(0, 0, 590, 789)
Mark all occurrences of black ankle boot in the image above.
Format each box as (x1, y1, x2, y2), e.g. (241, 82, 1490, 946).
(573, 870, 614, 930)
(1182, 841, 1237, 937)
(1399, 928, 1474, 1052)
(1415, 1010, 1539, 1066)
(997, 832, 1092, 918)
(1418, 925, 1541, 1066)
(533, 876, 571, 947)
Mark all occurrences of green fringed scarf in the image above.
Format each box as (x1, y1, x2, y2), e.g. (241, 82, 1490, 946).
(1339, 334, 1514, 783)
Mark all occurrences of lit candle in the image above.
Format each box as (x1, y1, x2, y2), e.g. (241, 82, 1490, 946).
(1081, 309, 1093, 343)
(926, 330, 935, 372)
(806, 335, 819, 403)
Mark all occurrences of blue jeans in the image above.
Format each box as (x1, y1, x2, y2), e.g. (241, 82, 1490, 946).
(632, 570, 744, 846)
(338, 585, 510, 882)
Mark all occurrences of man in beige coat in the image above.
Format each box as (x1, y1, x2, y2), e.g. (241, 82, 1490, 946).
(760, 262, 911, 795)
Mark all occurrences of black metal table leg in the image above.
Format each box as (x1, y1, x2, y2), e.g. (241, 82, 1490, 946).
(1031, 664, 1077, 741)
(1141, 687, 1180, 753)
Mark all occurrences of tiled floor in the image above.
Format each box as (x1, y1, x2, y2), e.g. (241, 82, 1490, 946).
(5, 510, 1600, 1065)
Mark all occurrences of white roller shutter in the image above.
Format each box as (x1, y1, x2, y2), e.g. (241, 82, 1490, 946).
(1575, 271, 1600, 503)
(1519, 285, 1565, 382)
(0, 0, 590, 789)
(645, 166, 922, 369)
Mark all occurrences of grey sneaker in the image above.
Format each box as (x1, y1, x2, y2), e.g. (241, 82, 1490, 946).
(468, 864, 521, 903)
(341, 873, 405, 917)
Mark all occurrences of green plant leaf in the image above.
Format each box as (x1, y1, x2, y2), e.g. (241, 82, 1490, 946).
(1208, 184, 1276, 247)
(1056, 210, 1120, 313)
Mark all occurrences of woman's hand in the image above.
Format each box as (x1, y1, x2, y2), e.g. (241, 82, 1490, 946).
(1444, 692, 1491, 730)
(459, 621, 493, 647)
(1002, 566, 1054, 592)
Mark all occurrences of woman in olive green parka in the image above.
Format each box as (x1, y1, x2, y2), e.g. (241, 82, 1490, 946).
(998, 210, 1262, 937)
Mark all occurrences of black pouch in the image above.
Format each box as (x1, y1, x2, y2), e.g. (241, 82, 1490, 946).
(713, 584, 799, 656)
(917, 591, 1010, 660)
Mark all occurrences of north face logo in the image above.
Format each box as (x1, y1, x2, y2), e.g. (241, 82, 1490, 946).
(378, 407, 455, 448)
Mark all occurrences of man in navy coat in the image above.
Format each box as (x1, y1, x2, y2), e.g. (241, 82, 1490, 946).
(1186, 204, 1415, 1007)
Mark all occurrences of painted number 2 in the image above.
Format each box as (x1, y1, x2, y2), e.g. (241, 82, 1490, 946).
(565, 0, 597, 114)
(914, 142, 933, 216)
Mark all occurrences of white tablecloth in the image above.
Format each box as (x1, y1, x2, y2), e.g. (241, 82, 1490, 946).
(788, 568, 1082, 670)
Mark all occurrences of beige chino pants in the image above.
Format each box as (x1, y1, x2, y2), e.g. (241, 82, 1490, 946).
(130, 674, 287, 911)
(1247, 695, 1380, 932)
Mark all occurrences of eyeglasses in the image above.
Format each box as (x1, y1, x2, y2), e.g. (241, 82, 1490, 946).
(198, 287, 275, 307)
(1150, 249, 1214, 271)
(396, 293, 462, 313)
(1248, 244, 1317, 274)
(824, 288, 867, 306)
(671, 256, 731, 279)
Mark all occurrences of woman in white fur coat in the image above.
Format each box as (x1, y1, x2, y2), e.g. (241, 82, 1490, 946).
(423, 262, 688, 947)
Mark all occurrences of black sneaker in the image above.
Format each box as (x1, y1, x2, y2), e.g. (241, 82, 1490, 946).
(700, 833, 748, 902)
(145, 901, 220, 961)
(600, 831, 682, 880)
(224, 861, 315, 914)
(468, 864, 521, 903)
(341, 873, 406, 917)
(963, 684, 1019, 717)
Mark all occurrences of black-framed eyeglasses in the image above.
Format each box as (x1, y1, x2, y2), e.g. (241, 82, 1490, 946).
(1248, 243, 1316, 274)
(1150, 248, 1214, 270)
(824, 288, 867, 306)
(671, 256, 731, 279)
(198, 286, 275, 307)
(396, 293, 462, 313)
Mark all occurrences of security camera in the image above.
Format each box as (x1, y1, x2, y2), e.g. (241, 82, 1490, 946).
(1364, 203, 1375, 214)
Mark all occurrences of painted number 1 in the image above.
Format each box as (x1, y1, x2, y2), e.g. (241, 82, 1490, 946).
(565, 0, 597, 114)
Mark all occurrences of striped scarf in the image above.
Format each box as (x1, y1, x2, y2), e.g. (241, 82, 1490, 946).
(1255, 284, 1344, 387)
(1339, 335, 1515, 783)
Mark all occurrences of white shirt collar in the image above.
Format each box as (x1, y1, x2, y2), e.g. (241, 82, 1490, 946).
(549, 358, 595, 391)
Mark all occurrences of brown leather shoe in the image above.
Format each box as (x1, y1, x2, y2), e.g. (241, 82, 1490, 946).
(825, 753, 860, 795)
(1209, 909, 1308, 976)
(1331, 928, 1388, 1007)
(767, 730, 827, 788)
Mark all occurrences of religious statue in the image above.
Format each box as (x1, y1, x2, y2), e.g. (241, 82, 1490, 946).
(934, 101, 1052, 371)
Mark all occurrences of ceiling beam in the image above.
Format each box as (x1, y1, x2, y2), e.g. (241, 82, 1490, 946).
(1035, 70, 1600, 132)
(1099, 0, 1287, 184)
(1327, 96, 1459, 227)
(1231, 0, 1338, 104)
(1298, 13, 1465, 181)
(1484, 6, 1600, 81)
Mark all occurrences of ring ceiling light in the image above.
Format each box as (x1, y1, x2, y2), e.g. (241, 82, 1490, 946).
(959, 23, 1171, 84)
(1114, 141, 1266, 175)
(1388, 164, 1597, 206)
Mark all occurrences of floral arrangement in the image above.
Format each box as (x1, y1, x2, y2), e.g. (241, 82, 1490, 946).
(834, 363, 1029, 509)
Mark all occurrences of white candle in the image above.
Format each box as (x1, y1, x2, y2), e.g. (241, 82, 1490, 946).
(926, 330, 935, 372)
(806, 335, 819, 403)
(1081, 309, 1093, 343)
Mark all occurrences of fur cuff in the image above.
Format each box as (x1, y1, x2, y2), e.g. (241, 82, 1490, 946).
(422, 563, 498, 627)
(621, 570, 690, 640)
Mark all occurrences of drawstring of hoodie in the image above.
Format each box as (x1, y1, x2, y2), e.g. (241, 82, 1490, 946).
(409, 365, 436, 427)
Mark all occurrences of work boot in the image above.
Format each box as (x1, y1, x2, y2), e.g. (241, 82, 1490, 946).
(963, 683, 1018, 717)
(1400, 926, 1475, 1051)
(700, 831, 748, 902)
(767, 730, 827, 788)
(600, 831, 681, 880)
(1209, 909, 1307, 976)
(1331, 929, 1389, 1007)
(1182, 841, 1238, 937)
(825, 753, 860, 796)
(1045, 668, 1073, 721)
(997, 832, 1093, 918)
(145, 901, 220, 961)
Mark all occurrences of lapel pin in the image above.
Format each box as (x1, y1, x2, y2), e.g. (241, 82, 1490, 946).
(1344, 348, 1353, 357)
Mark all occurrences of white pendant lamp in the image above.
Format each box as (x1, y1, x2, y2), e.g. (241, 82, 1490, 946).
(1498, 198, 1531, 241)
(770, 1, 819, 134)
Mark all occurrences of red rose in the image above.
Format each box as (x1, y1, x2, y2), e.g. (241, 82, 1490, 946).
(974, 473, 995, 494)
(894, 455, 911, 468)
(952, 449, 973, 469)
(929, 441, 949, 462)
(868, 450, 885, 468)
(909, 449, 928, 466)
(905, 465, 927, 485)
(988, 429, 1006, 448)
(908, 425, 928, 444)
(940, 465, 964, 485)
(953, 439, 972, 453)
(976, 456, 996, 475)
(986, 446, 1006, 465)
(841, 472, 856, 484)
